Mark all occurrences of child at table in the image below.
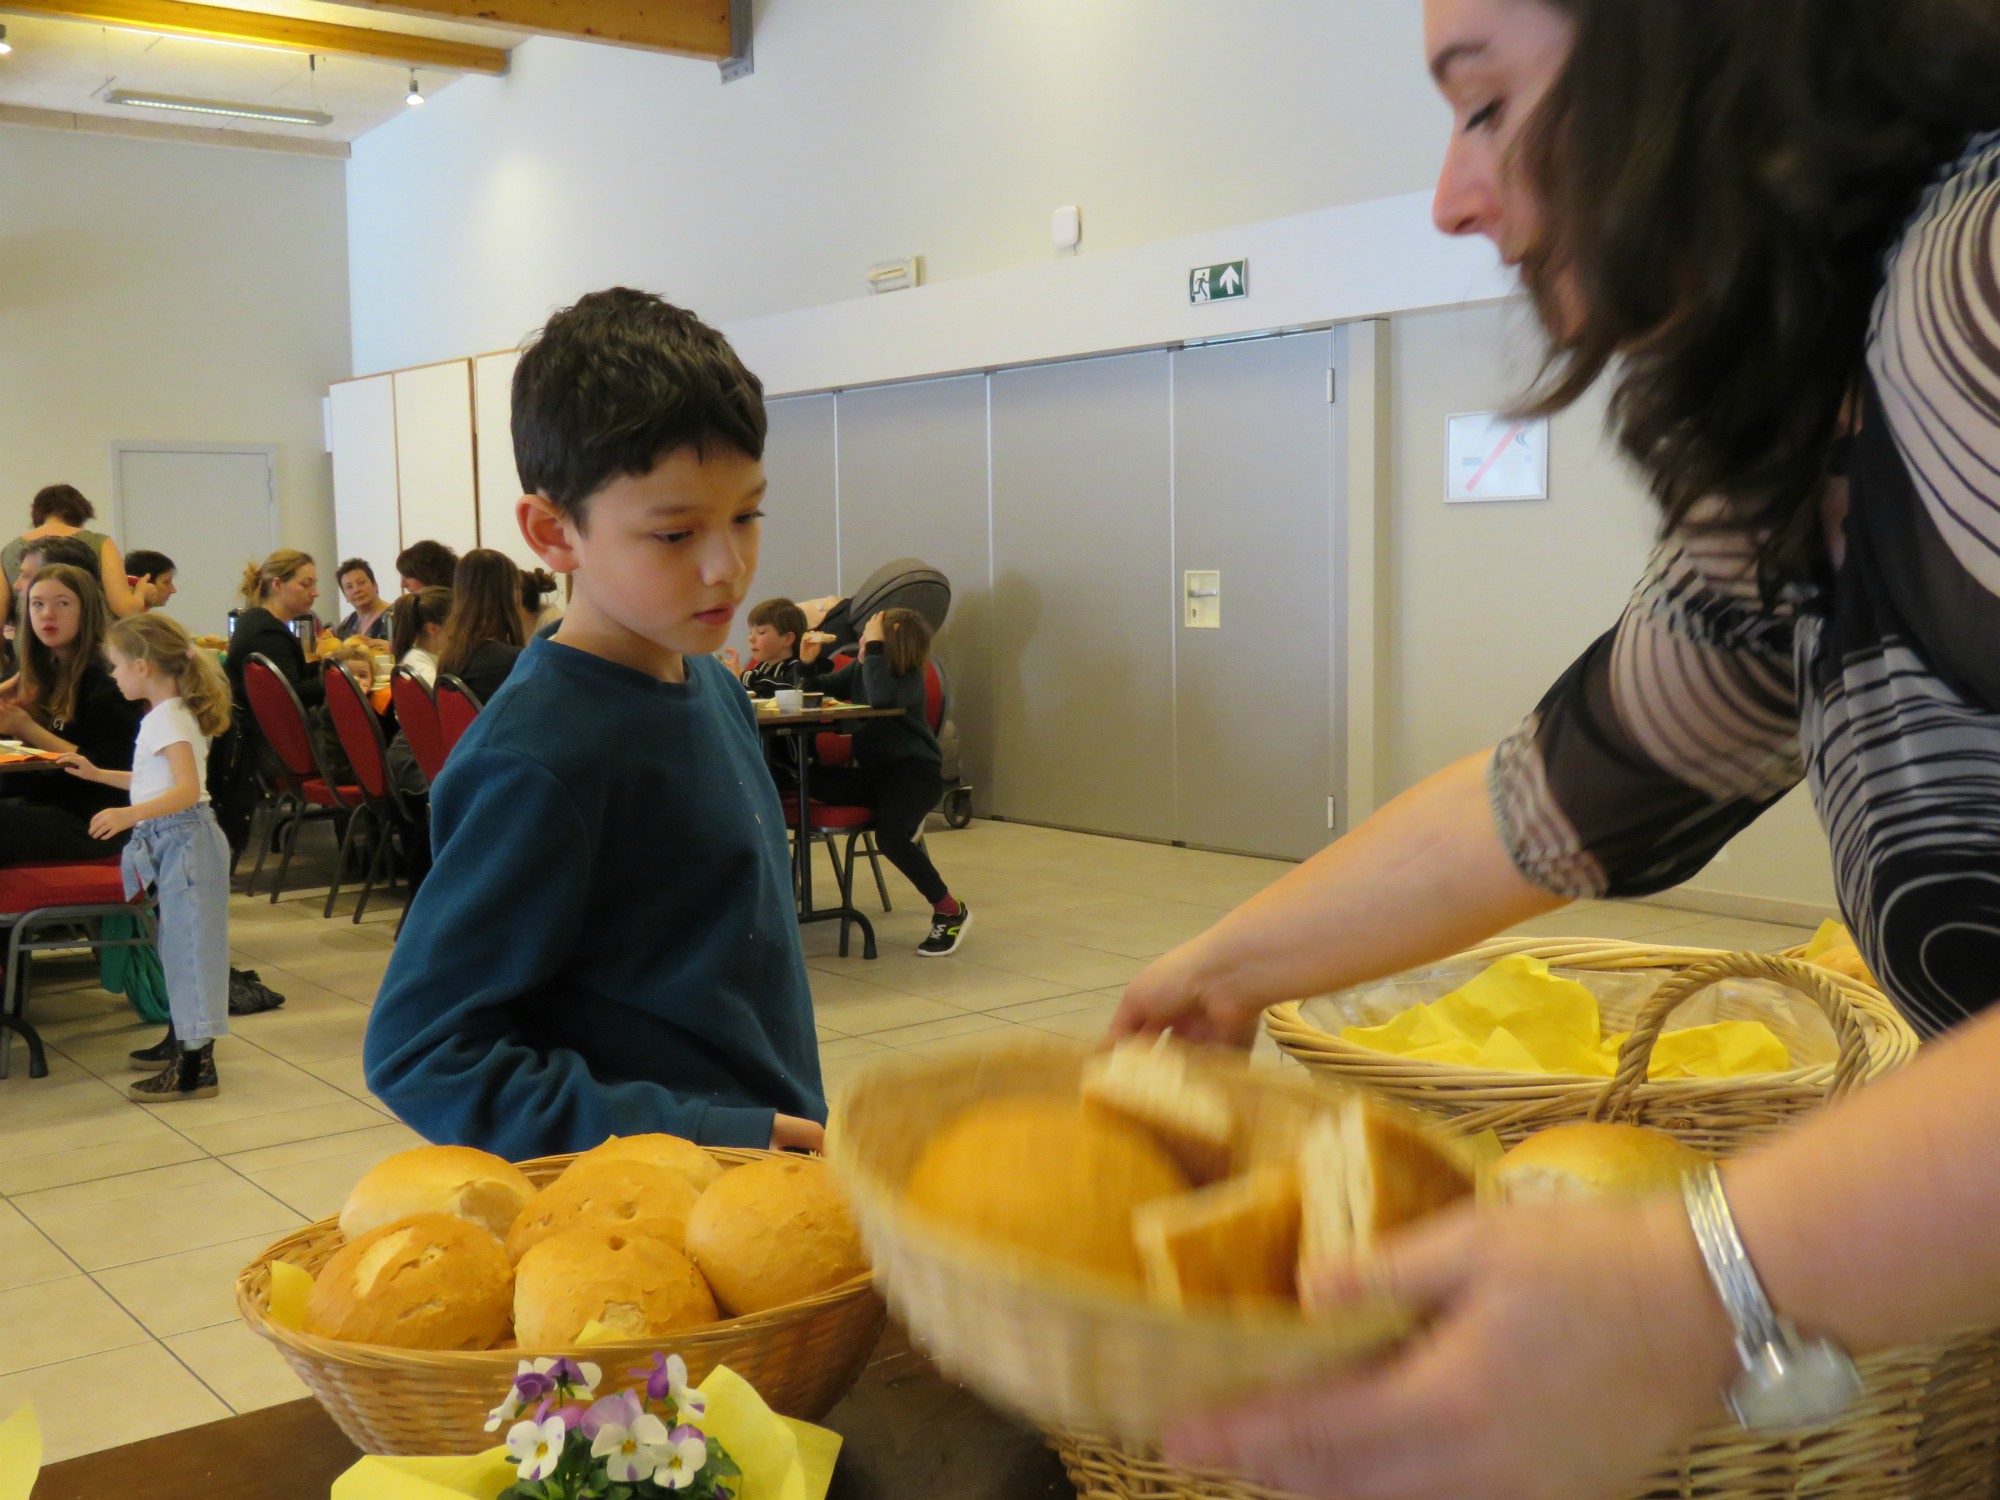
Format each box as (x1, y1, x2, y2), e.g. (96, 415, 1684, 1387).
(724, 597, 808, 697)
(799, 608, 969, 956)
(365, 287, 825, 1159)
(59, 613, 233, 1102)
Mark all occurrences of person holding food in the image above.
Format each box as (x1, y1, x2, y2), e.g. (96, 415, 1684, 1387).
(1108, 1, 2000, 1496)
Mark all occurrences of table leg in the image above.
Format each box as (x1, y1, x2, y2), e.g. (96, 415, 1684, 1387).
(788, 725, 877, 960)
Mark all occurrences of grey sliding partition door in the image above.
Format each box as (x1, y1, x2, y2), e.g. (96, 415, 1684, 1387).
(989, 352, 1175, 840)
(758, 394, 840, 610)
(834, 375, 995, 810)
(1171, 332, 1342, 860)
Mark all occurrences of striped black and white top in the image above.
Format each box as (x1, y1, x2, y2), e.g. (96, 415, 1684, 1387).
(1491, 131, 2000, 1037)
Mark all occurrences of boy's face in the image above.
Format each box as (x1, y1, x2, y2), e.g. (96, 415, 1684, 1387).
(746, 622, 794, 665)
(540, 446, 765, 667)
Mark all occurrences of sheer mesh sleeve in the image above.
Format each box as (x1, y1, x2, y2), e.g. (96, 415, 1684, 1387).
(1488, 521, 1804, 899)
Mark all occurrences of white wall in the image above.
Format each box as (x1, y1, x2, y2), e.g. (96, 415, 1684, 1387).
(0, 124, 350, 571)
(346, 0, 1446, 374)
(1386, 302, 1838, 915)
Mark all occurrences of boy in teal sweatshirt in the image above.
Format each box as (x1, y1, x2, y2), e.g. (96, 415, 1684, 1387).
(364, 288, 825, 1158)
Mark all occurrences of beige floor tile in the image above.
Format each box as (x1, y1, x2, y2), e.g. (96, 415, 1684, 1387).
(236, 1135, 430, 1221)
(0, 1274, 151, 1375)
(0, 1088, 172, 1162)
(1019, 1000, 1121, 1041)
(8, 1159, 234, 1219)
(989, 992, 1123, 1025)
(810, 993, 964, 1037)
(227, 1003, 373, 1066)
(892, 1029, 1024, 1060)
(132, 1052, 352, 1128)
(819, 1051, 893, 1096)
(164, 1319, 313, 1413)
(24, 1171, 304, 1272)
(0, 1342, 230, 1463)
(816, 1036, 893, 1062)
(298, 1053, 380, 1102)
(176, 1097, 391, 1156)
(838, 955, 1073, 1008)
(1658, 918, 1817, 953)
(221, 1120, 425, 1176)
(92, 1233, 289, 1337)
(0, 1201, 78, 1291)
(865, 1013, 1013, 1049)
(0, 1131, 207, 1199)
(807, 970, 907, 1008)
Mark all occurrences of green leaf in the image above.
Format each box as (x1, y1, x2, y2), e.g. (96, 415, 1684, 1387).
(702, 1438, 742, 1480)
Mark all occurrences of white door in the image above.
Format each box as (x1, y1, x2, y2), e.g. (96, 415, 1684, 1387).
(112, 445, 278, 637)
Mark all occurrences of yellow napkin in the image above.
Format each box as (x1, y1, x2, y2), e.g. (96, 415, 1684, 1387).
(1341, 954, 1789, 1079)
(268, 1259, 313, 1332)
(0, 1405, 40, 1500)
(328, 1364, 840, 1500)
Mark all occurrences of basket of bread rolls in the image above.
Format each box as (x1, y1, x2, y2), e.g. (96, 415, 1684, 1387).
(1267, 940, 1917, 1149)
(826, 1031, 1479, 1456)
(235, 1135, 883, 1456)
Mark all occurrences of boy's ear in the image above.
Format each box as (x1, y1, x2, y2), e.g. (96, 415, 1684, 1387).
(517, 494, 580, 576)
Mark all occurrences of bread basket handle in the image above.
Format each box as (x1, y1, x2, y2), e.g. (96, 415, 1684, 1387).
(1587, 951, 1870, 1123)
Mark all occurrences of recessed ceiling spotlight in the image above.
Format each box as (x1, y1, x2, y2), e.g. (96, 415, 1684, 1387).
(406, 70, 424, 106)
(0, 25, 13, 55)
(103, 89, 333, 127)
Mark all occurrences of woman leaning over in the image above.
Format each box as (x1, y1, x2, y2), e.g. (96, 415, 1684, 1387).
(0, 484, 154, 618)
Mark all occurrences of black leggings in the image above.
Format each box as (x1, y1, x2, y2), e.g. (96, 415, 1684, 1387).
(0, 796, 128, 866)
(806, 761, 950, 906)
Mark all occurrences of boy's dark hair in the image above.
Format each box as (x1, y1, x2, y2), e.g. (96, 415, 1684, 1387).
(29, 484, 94, 527)
(23, 534, 98, 574)
(125, 549, 176, 579)
(511, 288, 767, 523)
(747, 598, 806, 649)
(395, 540, 459, 590)
(337, 557, 377, 586)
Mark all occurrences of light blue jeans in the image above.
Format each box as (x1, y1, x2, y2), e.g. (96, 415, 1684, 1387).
(121, 805, 231, 1046)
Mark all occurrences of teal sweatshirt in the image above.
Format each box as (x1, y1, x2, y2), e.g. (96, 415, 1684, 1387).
(364, 638, 824, 1156)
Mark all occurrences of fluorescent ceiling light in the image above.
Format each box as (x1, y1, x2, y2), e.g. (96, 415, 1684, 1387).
(103, 89, 332, 127)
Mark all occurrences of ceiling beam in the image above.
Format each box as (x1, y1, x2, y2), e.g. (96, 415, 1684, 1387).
(0, 0, 511, 73)
(319, 0, 731, 60)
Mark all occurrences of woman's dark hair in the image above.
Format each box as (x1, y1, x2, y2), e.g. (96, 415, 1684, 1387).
(1514, 0, 2000, 581)
(438, 550, 526, 676)
(29, 484, 94, 527)
(19, 563, 110, 725)
(520, 568, 560, 610)
(395, 539, 459, 590)
(337, 557, 378, 587)
(391, 585, 453, 661)
(511, 288, 767, 524)
(124, 549, 176, 580)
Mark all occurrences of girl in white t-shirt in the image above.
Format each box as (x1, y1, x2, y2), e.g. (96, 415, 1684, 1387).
(59, 614, 234, 1101)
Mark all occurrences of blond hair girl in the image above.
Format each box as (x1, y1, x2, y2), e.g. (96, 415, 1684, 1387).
(105, 615, 232, 738)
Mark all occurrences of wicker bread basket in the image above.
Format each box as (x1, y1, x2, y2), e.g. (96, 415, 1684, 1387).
(235, 1145, 886, 1456)
(1266, 938, 1918, 1149)
(826, 1034, 1422, 1445)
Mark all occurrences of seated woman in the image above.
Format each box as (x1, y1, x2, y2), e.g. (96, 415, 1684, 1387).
(218, 550, 322, 852)
(391, 586, 452, 687)
(0, 484, 155, 618)
(0, 564, 145, 865)
(521, 567, 565, 639)
(333, 558, 393, 641)
(437, 549, 527, 705)
(395, 539, 458, 595)
(123, 550, 178, 612)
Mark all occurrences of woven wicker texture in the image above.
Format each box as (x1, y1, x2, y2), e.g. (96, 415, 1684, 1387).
(828, 1035, 1434, 1444)
(236, 1146, 885, 1456)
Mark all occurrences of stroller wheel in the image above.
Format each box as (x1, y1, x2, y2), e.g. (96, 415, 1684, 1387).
(943, 787, 973, 829)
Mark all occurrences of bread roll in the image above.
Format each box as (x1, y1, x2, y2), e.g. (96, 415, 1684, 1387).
(1299, 1095, 1474, 1269)
(305, 1213, 512, 1350)
(1135, 1165, 1301, 1311)
(505, 1158, 701, 1264)
(905, 1097, 1190, 1289)
(569, 1133, 723, 1195)
(1493, 1123, 1712, 1203)
(1082, 1036, 1236, 1183)
(513, 1225, 718, 1348)
(684, 1157, 869, 1316)
(339, 1145, 536, 1243)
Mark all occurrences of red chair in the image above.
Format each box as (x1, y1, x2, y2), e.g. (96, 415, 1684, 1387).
(242, 654, 361, 906)
(391, 668, 449, 785)
(324, 667, 421, 924)
(780, 800, 887, 916)
(0, 861, 154, 1080)
(435, 673, 483, 754)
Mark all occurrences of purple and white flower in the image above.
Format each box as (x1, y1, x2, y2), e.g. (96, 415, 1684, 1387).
(652, 1425, 709, 1491)
(589, 1410, 673, 1484)
(505, 1415, 568, 1483)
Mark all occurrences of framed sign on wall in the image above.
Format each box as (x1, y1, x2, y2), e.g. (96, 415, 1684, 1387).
(1445, 411, 1550, 503)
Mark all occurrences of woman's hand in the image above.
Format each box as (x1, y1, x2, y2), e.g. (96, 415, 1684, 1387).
(0, 701, 34, 738)
(1163, 1198, 1739, 1500)
(860, 613, 886, 645)
(58, 753, 100, 782)
(799, 631, 837, 665)
(770, 1113, 827, 1152)
(89, 805, 136, 840)
(1108, 939, 1266, 1048)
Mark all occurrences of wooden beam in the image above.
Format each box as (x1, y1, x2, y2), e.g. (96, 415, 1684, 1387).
(318, 0, 732, 60)
(0, 0, 511, 73)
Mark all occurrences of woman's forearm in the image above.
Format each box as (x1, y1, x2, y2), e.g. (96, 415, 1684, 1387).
(1173, 752, 1565, 1016)
(15, 719, 75, 755)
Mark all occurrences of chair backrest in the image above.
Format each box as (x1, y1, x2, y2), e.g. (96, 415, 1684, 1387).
(814, 732, 854, 767)
(243, 654, 322, 782)
(923, 659, 948, 734)
(434, 673, 483, 752)
(391, 667, 449, 784)
(324, 665, 397, 806)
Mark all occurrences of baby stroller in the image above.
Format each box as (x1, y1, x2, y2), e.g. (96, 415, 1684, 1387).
(823, 558, 974, 829)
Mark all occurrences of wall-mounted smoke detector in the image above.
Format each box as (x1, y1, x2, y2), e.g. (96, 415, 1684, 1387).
(867, 256, 922, 294)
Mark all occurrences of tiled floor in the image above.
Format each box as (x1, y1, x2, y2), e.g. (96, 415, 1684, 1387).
(0, 818, 1820, 1464)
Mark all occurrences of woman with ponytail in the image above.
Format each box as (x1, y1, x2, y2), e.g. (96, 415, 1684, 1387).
(61, 614, 234, 1100)
(217, 549, 321, 852)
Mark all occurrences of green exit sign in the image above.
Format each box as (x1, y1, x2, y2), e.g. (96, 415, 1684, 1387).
(1189, 260, 1248, 303)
